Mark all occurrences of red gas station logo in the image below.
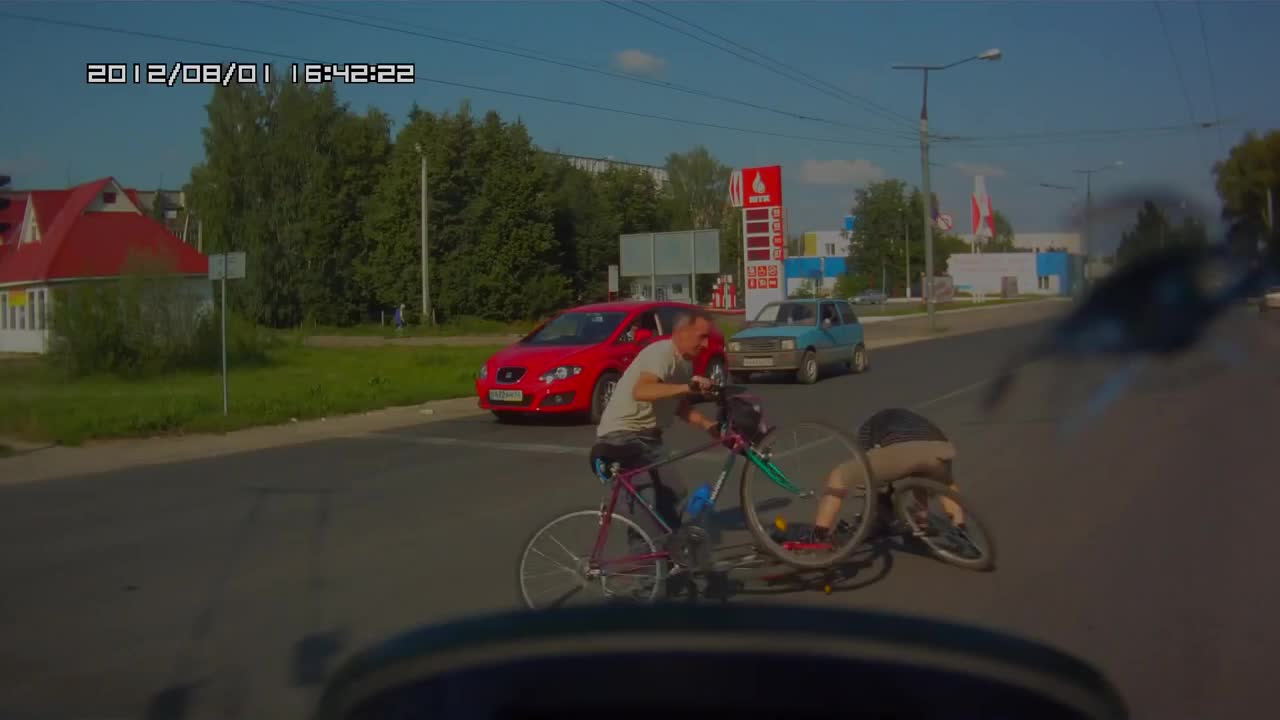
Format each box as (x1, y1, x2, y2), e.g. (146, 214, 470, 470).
(729, 165, 783, 209)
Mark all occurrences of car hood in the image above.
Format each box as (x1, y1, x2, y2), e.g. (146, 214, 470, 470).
(486, 343, 595, 372)
(731, 324, 817, 340)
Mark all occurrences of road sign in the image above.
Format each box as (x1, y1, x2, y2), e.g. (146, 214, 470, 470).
(843, 215, 855, 232)
(935, 214, 954, 232)
(208, 251, 246, 280)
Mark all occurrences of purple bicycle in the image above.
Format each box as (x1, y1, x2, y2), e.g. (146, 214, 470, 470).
(516, 384, 881, 609)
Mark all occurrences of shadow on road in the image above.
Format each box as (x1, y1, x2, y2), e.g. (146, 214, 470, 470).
(145, 485, 349, 720)
(662, 534, 952, 605)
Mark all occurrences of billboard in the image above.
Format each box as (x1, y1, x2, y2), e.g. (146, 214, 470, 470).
(618, 230, 721, 277)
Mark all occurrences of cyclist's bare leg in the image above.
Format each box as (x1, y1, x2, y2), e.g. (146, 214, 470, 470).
(816, 441, 961, 532)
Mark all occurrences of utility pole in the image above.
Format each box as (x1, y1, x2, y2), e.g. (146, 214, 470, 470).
(1073, 161, 1123, 287)
(1268, 187, 1274, 233)
(904, 212, 911, 299)
(893, 49, 1002, 329)
(417, 144, 432, 325)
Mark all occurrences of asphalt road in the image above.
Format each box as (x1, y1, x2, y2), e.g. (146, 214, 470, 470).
(2, 308, 1277, 720)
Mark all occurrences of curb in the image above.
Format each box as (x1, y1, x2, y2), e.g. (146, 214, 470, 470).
(857, 297, 1067, 324)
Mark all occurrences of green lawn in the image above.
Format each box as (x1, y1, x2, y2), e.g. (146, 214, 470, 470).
(859, 297, 1034, 317)
(0, 345, 501, 446)
(289, 315, 536, 340)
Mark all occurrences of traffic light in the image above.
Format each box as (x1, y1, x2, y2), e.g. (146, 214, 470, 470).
(0, 174, 11, 236)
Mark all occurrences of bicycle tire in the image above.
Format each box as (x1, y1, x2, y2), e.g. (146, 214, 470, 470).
(892, 477, 997, 572)
(740, 420, 879, 570)
(516, 509, 669, 610)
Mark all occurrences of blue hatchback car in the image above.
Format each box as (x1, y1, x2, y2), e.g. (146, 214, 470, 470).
(726, 298, 869, 384)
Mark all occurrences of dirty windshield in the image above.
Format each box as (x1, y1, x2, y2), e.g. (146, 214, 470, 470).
(521, 311, 626, 346)
(0, 2, 1276, 720)
(752, 302, 817, 326)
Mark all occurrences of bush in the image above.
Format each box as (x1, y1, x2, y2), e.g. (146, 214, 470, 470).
(49, 268, 273, 378)
(834, 273, 870, 298)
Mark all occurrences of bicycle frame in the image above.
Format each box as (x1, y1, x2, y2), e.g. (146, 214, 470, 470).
(588, 424, 810, 572)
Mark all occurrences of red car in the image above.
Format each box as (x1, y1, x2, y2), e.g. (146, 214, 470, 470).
(476, 301, 727, 423)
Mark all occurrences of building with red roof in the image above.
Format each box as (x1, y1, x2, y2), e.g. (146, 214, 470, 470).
(0, 177, 209, 353)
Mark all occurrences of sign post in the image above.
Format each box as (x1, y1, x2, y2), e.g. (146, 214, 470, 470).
(208, 251, 246, 416)
(728, 165, 785, 319)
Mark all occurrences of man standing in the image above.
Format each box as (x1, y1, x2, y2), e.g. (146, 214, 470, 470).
(593, 309, 721, 538)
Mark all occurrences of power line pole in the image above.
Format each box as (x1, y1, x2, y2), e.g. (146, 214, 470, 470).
(1073, 161, 1123, 286)
(417, 145, 432, 325)
(893, 49, 1002, 329)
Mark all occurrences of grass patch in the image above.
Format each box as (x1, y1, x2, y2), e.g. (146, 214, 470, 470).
(856, 297, 1036, 318)
(292, 315, 536, 340)
(0, 344, 501, 446)
(0, 444, 13, 458)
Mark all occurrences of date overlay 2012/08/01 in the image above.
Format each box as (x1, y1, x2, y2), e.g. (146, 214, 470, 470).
(85, 63, 416, 86)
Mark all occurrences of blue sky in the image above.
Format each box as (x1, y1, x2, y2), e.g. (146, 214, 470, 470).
(2, 0, 1276, 253)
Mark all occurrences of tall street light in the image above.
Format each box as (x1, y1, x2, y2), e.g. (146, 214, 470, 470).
(892, 48, 1002, 330)
(1073, 160, 1124, 286)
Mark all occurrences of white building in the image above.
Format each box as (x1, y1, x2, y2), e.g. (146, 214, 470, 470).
(960, 231, 1082, 255)
(546, 152, 669, 189)
(800, 230, 850, 258)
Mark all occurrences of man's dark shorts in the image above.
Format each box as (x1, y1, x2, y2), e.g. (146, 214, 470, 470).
(591, 429, 689, 538)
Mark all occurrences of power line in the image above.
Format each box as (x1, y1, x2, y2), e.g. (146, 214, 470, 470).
(240, 0, 917, 141)
(1194, 1, 1227, 155)
(1152, 2, 1209, 169)
(633, 0, 918, 128)
(602, 0, 916, 133)
(938, 120, 1227, 149)
(0, 9, 916, 152)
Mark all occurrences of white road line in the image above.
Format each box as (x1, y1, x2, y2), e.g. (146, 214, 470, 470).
(911, 376, 998, 411)
(394, 435, 590, 456)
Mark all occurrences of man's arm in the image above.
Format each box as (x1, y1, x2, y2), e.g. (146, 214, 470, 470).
(634, 372, 718, 434)
(677, 397, 719, 434)
(631, 372, 694, 403)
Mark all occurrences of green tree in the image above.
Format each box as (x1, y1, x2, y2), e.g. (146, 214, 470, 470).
(1115, 200, 1209, 265)
(664, 146, 731, 230)
(1213, 129, 1280, 256)
(148, 187, 168, 223)
(984, 210, 1018, 252)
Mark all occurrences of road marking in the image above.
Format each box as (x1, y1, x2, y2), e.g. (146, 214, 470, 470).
(912, 376, 998, 411)
(389, 434, 591, 457)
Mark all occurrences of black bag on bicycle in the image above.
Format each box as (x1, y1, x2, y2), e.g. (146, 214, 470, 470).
(723, 394, 768, 443)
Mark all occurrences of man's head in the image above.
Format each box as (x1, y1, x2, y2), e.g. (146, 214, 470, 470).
(671, 309, 715, 361)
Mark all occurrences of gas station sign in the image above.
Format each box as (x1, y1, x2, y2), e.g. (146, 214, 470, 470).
(730, 165, 786, 318)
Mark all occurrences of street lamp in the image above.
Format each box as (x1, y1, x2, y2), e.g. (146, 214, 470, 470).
(892, 48, 1003, 330)
(1073, 160, 1123, 284)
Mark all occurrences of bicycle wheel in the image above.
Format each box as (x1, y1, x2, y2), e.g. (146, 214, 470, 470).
(892, 478, 997, 571)
(517, 509, 668, 610)
(740, 421, 879, 570)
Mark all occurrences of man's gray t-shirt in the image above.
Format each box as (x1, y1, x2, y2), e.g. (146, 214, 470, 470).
(596, 339, 693, 437)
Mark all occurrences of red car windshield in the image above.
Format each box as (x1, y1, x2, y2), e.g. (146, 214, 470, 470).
(521, 311, 629, 346)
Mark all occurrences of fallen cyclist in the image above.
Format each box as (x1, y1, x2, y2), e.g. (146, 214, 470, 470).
(803, 407, 967, 545)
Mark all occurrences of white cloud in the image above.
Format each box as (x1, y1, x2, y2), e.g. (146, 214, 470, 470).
(799, 159, 886, 186)
(614, 49, 666, 76)
(952, 162, 1007, 178)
